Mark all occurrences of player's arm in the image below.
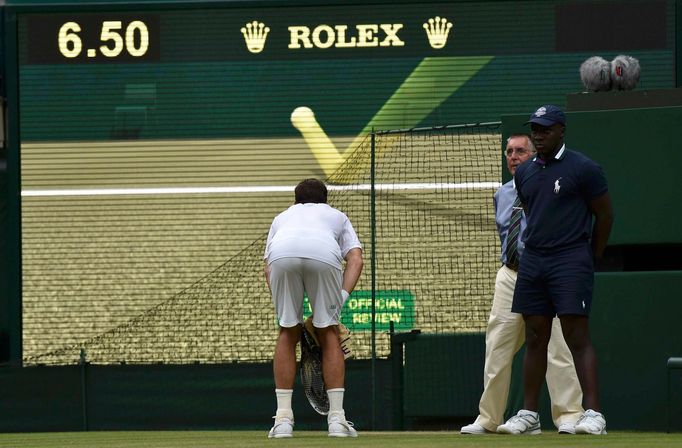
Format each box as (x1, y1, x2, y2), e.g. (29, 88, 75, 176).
(589, 191, 614, 259)
(264, 260, 272, 292)
(342, 248, 363, 297)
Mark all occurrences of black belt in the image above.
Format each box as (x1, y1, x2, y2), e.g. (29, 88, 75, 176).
(505, 262, 519, 272)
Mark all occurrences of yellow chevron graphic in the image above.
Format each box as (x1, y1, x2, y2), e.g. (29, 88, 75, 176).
(291, 56, 493, 178)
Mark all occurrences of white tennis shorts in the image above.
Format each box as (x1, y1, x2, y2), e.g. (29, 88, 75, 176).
(269, 257, 343, 328)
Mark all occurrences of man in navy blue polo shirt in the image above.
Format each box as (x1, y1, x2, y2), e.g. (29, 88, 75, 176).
(497, 105, 614, 435)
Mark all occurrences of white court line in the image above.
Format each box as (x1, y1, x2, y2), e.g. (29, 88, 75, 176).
(21, 182, 501, 197)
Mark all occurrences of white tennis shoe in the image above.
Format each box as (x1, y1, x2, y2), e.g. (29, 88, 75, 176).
(268, 416, 294, 438)
(328, 412, 358, 437)
(496, 409, 541, 435)
(460, 423, 489, 434)
(558, 421, 577, 434)
(575, 409, 607, 435)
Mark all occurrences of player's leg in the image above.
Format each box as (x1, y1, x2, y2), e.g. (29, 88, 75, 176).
(463, 266, 525, 434)
(546, 317, 584, 433)
(304, 258, 345, 388)
(270, 257, 306, 389)
(273, 325, 303, 389)
(316, 326, 356, 436)
(303, 258, 357, 437)
(268, 258, 306, 438)
(316, 326, 345, 389)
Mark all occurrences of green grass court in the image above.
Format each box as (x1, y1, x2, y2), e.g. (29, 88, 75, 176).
(0, 431, 680, 447)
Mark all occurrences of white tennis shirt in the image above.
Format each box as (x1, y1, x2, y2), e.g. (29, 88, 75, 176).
(264, 203, 362, 270)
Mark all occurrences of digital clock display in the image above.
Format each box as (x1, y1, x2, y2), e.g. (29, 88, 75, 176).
(26, 14, 160, 63)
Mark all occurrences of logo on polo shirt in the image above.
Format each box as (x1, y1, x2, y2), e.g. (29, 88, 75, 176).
(554, 177, 562, 194)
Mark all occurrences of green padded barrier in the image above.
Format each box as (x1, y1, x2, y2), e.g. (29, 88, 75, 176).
(402, 333, 485, 424)
(508, 271, 682, 431)
(668, 357, 682, 432)
(502, 105, 682, 245)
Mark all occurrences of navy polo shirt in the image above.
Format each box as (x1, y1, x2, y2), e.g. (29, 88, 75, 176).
(514, 145, 608, 251)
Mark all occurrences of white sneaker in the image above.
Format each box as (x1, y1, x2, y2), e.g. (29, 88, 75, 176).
(558, 421, 576, 434)
(496, 410, 541, 435)
(268, 416, 294, 438)
(460, 423, 489, 434)
(575, 409, 607, 435)
(328, 412, 358, 437)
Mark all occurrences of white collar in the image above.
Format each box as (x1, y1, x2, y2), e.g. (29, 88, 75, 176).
(532, 143, 566, 162)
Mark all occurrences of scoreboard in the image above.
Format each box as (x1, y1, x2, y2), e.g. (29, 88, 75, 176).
(1, 0, 675, 363)
(16, 3, 509, 144)
(10, 0, 672, 144)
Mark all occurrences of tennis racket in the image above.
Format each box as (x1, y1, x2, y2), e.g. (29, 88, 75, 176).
(300, 319, 329, 415)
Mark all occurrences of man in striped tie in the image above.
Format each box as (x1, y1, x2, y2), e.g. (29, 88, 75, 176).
(461, 134, 583, 435)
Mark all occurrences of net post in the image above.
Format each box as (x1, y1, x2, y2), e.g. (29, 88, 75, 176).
(79, 347, 89, 431)
(370, 127, 377, 430)
(388, 321, 402, 430)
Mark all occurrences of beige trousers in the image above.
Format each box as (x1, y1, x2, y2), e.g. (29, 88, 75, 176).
(474, 265, 584, 431)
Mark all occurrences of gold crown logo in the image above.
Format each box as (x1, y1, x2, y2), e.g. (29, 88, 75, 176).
(241, 21, 270, 54)
(423, 16, 453, 49)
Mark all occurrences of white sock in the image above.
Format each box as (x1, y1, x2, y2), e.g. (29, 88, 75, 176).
(275, 389, 294, 419)
(327, 388, 345, 415)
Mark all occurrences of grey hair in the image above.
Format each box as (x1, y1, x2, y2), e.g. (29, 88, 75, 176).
(506, 133, 536, 154)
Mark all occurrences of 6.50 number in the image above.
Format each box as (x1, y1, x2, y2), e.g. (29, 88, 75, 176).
(58, 21, 149, 58)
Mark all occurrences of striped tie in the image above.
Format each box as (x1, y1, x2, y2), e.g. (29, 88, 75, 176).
(505, 195, 523, 269)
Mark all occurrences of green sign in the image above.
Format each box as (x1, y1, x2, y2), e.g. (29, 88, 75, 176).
(304, 290, 414, 331)
(343, 290, 415, 330)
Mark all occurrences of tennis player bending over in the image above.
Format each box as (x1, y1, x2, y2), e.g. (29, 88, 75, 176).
(264, 178, 364, 438)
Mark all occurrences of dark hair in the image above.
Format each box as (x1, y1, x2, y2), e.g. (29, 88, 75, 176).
(295, 178, 328, 204)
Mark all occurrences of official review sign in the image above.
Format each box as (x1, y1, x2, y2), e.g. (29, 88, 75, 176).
(304, 290, 415, 331)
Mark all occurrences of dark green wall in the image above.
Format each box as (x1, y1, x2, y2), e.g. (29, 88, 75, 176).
(399, 270, 682, 432)
(499, 104, 682, 431)
(502, 105, 682, 246)
(0, 359, 394, 432)
(508, 271, 682, 432)
(0, 169, 8, 362)
(402, 333, 484, 427)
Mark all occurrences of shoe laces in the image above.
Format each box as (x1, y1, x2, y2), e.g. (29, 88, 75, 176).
(509, 411, 537, 427)
(577, 411, 604, 429)
(272, 415, 293, 425)
(507, 415, 526, 426)
(329, 413, 354, 428)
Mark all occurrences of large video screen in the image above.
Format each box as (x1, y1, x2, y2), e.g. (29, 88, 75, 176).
(15, 0, 674, 364)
